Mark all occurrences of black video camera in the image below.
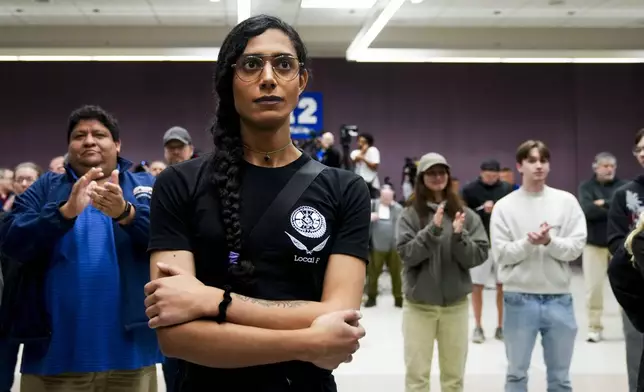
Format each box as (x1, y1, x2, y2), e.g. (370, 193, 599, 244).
(340, 125, 358, 147)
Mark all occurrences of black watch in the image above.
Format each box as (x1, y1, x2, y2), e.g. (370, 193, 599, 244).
(114, 201, 132, 222)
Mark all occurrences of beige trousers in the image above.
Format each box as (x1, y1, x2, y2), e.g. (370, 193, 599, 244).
(20, 366, 157, 392)
(582, 244, 610, 332)
(403, 297, 469, 392)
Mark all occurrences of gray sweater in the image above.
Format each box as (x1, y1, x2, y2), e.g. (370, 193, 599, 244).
(396, 203, 489, 306)
(370, 200, 403, 252)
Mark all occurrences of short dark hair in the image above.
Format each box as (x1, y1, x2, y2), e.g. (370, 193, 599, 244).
(358, 133, 374, 146)
(67, 105, 120, 142)
(501, 167, 512, 172)
(635, 128, 644, 145)
(516, 140, 550, 164)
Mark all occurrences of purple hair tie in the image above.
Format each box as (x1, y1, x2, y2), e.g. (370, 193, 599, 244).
(228, 251, 240, 265)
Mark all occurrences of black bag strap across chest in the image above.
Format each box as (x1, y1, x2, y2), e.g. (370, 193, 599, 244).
(245, 158, 327, 252)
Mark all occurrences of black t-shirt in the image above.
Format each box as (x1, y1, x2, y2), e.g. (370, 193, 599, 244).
(148, 153, 371, 391)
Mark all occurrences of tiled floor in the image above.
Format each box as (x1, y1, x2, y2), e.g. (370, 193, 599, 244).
(11, 267, 632, 391)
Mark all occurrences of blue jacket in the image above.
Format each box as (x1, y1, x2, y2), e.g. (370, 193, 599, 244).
(0, 157, 155, 345)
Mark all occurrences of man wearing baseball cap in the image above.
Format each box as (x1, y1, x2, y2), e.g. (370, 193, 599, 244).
(163, 126, 194, 166)
(461, 159, 513, 344)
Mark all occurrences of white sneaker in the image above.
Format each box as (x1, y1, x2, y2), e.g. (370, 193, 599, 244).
(587, 331, 602, 343)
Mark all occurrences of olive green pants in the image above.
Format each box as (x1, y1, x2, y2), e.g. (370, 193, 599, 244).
(367, 249, 402, 300)
(20, 366, 157, 392)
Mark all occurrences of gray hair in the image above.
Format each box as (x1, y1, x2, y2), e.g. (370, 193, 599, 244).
(592, 152, 616, 169)
(14, 162, 43, 177)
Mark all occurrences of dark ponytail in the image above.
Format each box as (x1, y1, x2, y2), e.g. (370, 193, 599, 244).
(208, 15, 310, 292)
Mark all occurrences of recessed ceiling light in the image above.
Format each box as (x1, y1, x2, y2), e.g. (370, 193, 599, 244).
(410, 0, 424, 3)
(209, 0, 220, 2)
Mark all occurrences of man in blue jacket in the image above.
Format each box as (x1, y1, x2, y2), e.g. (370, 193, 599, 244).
(0, 105, 162, 391)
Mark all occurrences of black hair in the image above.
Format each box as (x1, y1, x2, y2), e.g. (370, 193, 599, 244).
(67, 105, 120, 142)
(133, 161, 149, 173)
(635, 128, 644, 146)
(208, 15, 310, 291)
(358, 133, 374, 146)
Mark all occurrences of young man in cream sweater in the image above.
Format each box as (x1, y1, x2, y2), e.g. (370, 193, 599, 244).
(490, 140, 587, 392)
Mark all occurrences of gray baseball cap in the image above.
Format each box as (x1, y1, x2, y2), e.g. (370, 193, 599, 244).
(418, 152, 450, 173)
(163, 126, 192, 146)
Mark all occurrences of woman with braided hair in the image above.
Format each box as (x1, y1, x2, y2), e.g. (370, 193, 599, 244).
(144, 14, 371, 392)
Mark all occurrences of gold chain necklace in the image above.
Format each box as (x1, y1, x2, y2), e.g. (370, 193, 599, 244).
(243, 141, 293, 162)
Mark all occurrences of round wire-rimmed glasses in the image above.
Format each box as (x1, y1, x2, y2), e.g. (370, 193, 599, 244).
(232, 54, 303, 82)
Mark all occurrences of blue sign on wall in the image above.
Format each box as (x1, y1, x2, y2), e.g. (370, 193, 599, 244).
(290, 92, 323, 140)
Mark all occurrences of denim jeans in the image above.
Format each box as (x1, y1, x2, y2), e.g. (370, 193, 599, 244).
(0, 339, 19, 392)
(503, 292, 577, 392)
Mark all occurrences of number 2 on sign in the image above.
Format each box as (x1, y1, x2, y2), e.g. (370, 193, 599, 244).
(290, 97, 318, 125)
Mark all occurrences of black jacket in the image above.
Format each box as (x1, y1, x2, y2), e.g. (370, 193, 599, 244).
(321, 147, 341, 168)
(608, 176, 644, 332)
(461, 178, 513, 236)
(608, 175, 644, 392)
(578, 176, 626, 247)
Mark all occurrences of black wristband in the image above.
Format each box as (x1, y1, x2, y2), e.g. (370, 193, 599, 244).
(113, 201, 132, 222)
(214, 285, 233, 324)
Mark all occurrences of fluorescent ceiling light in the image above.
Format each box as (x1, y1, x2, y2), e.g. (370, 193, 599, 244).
(237, 0, 251, 24)
(347, 48, 644, 63)
(0, 48, 221, 62)
(346, 0, 406, 60)
(301, 0, 377, 9)
(0, 56, 220, 62)
(501, 58, 572, 63)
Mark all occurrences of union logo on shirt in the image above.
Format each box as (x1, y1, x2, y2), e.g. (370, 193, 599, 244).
(287, 205, 329, 264)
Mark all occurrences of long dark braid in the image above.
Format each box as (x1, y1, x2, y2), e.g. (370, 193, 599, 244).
(208, 15, 310, 291)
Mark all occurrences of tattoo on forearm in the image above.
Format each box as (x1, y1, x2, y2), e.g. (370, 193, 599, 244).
(234, 294, 309, 308)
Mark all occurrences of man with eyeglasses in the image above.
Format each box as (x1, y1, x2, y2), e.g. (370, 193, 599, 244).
(163, 127, 194, 166)
(0, 162, 43, 392)
(607, 128, 644, 392)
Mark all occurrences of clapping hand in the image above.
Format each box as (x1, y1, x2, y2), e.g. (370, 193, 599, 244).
(89, 170, 127, 219)
(528, 222, 552, 245)
(432, 203, 445, 227)
(60, 167, 104, 219)
(453, 211, 466, 233)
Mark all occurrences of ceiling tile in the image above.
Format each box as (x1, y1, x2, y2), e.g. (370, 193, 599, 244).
(8, 4, 81, 15)
(87, 15, 159, 25)
(296, 8, 371, 26)
(156, 15, 226, 25)
(75, 4, 153, 15)
(437, 7, 508, 19)
(18, 15, 91, 25)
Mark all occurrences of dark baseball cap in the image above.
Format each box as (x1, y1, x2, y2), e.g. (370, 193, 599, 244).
(480, 159, 501, 172)
(163, 126, 192, 146)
